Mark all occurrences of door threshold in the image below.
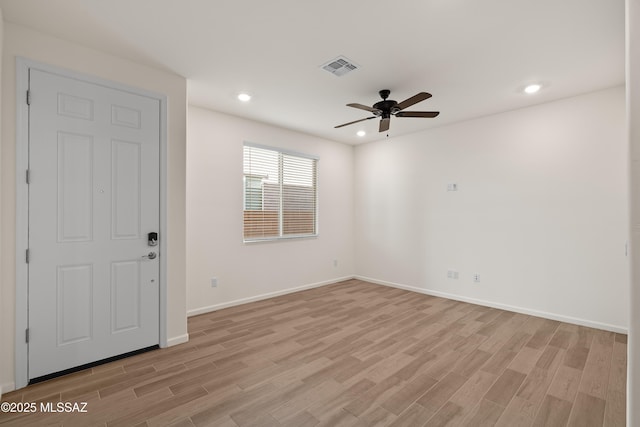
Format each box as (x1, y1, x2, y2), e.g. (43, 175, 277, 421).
(29, 345, 159, 385)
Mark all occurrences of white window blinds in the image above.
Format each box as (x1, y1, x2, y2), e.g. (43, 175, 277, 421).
(243, 144, 318, 241)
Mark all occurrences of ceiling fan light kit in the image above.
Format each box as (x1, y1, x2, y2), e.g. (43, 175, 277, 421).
(335, 89, 440, 133)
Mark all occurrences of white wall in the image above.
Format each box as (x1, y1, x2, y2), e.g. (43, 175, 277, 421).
(355, 86, 628, 331)
(0, 23, 188, 392)
(186, 106, 354, 314)
(0, 6, 4, 399)
(627, 0, 639, 423)
(0, 15, 630, 410)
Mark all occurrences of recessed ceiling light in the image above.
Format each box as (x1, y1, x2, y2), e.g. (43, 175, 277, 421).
(237, 93, 252, 102)
(357, 130, 366, 137)
(524, 84, 541, 94)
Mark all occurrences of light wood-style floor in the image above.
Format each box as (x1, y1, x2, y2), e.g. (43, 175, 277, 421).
(0, 279, 627, 426)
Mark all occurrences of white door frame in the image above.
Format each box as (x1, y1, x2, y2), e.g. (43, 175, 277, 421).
(14, 58, 169, 389)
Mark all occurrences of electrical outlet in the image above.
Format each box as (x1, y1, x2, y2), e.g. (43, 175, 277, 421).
(473, 274, 480, 283)
(447, 183, 458, 192)
(211, 277, 218, 287)
(447, 270, 459, 279)
(333, 259, 338, 267)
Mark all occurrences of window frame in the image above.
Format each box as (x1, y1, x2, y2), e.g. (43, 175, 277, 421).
(243, 142, 319, 242)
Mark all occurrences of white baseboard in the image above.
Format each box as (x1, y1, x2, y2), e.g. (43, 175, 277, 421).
(166, 333, 190, 347)
(187, 276, 355, 317)
(356, 275, 628, 334)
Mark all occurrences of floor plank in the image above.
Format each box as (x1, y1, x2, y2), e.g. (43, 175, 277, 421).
(0, 279, 627, 426)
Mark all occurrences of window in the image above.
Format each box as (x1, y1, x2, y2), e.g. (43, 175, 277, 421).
(243, 143, 318, 241)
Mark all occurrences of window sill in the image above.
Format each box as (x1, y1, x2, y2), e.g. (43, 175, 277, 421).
(243, 234, 319, 244)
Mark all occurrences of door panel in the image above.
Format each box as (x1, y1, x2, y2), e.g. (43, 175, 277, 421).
(112, 139, 142, 239)
(57, 132, 94, 242)
(28, 69, 160, 380)
(111, 260, 142, 333)
(57, 264, 93, 345)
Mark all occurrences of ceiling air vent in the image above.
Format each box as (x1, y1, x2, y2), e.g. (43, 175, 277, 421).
(321, 56, 359, 77)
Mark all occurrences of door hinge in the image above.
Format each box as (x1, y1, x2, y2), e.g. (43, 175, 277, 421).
(25, 328, 29, 343)
(26, 90, 31, 106)
(26, 169, 30, 184)
(26, 249, 30, 263)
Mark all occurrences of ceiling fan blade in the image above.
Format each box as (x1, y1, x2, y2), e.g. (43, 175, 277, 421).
(395, 92, 432, 111)
(395, 111, 440, 118)
(334, 116, 376, 128)
(347, 103, 381, 113)
(379, 117, 390, 132)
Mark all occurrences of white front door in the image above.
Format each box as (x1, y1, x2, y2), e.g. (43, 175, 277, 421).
(27, 69, 161, 380)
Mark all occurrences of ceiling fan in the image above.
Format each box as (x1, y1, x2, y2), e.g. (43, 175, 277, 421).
(335, 89, 440, 132)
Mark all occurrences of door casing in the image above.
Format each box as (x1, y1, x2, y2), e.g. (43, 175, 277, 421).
(14, 58, 169, 389)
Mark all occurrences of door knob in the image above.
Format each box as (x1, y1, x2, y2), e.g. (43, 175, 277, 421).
(142, 252, 157, 260)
